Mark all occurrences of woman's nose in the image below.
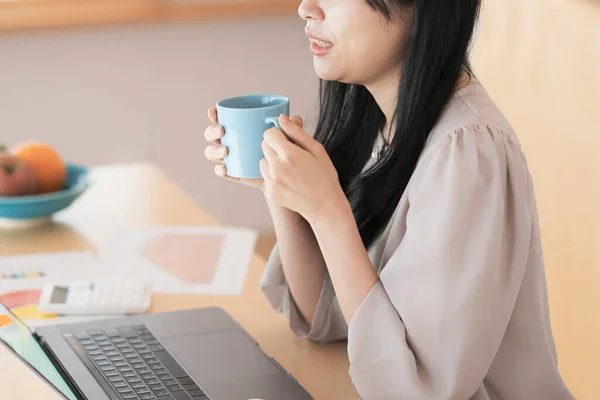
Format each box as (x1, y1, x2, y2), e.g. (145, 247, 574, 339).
(298, 0, 325, 21)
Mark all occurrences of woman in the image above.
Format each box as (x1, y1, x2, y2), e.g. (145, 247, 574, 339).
(204, 0, 574, 398)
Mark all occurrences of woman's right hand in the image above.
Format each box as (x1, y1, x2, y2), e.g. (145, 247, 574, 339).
(204, 107, 264, 189)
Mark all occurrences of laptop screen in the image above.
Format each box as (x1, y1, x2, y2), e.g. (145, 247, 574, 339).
(0, 302, 77, 400)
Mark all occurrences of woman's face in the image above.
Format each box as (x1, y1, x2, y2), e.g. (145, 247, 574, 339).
(298, 0, 412, 86)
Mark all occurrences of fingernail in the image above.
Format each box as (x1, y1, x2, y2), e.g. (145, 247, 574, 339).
(216, 126, 224, 137)
(217, 147, 226, 156)
(280, 114, 289, 123)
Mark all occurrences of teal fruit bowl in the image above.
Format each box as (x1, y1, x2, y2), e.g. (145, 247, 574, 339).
(0, 163, 90, 228)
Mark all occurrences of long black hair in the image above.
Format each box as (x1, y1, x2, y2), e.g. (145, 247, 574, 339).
(313, 0, 481, 249)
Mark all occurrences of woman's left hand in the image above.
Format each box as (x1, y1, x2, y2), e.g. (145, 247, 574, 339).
(261, 114, 347, 224)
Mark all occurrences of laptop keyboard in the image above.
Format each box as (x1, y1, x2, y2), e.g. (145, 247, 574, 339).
(65, 324, 209, 400)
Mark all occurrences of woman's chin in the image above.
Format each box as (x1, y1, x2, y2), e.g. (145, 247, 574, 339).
(313, 61, 343, 82)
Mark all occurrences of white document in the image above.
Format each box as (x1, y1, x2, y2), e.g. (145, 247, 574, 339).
(98, 226, 258, 295)
(0, 251, 103, 295)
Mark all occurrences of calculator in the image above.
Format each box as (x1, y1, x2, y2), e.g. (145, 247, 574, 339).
(38, 281, 152, 315)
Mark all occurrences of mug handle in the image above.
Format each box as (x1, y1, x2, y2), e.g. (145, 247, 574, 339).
(265, 116, 282, 130)
(265, 116, 292, 141)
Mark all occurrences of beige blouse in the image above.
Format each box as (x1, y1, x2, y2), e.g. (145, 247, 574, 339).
(260, 79, 575, 400)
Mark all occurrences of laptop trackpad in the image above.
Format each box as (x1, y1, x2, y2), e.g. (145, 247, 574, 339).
(162, 331, 280, 382)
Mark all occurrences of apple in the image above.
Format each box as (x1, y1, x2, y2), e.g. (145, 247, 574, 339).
(0, 146, 37, 197)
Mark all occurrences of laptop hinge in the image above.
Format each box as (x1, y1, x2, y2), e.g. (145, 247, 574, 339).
(36, 332, 88, 400)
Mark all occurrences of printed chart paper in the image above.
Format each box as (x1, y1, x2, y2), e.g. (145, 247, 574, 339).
(98, 226, 258, 295)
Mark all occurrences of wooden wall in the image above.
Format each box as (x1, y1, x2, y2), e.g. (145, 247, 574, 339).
(471, 0, 600, 398)
(0, 0, 299, 32)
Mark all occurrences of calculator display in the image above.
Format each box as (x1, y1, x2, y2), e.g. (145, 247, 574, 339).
(49, 286, 69, 304)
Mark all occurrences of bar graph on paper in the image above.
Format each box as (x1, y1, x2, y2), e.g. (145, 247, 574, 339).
(0, 251, 101, 294)
(1, 268, 47, 281)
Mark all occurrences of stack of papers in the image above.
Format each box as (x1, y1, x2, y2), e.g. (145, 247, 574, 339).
(0, 226, 258, 326)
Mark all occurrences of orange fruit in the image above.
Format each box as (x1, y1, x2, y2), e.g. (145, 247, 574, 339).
(11, 141, 66, 194)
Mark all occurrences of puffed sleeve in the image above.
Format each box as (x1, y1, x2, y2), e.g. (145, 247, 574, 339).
(347, 125, 532, 399)
(260, 244, 348, 343)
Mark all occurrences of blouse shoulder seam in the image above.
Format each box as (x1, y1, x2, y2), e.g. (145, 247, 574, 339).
(456, 92, 485, 125)
(455, 91, 513, 132)
(443, 123, 516, 142)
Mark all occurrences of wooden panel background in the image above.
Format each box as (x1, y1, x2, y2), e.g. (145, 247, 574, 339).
(471, 0, 600, 398)
(0, 0, 300, 32)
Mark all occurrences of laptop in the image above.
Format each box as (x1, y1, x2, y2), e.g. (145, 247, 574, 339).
(0, 301, 312, 400)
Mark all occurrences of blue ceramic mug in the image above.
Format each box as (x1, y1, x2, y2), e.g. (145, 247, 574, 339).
(216, 94, 290, 179)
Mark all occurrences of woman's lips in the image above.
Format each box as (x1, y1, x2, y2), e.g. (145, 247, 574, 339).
(306, 31, 334, 56)
(309, 39, 334, 56)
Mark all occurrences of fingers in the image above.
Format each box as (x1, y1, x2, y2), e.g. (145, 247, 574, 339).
(204, 145, 228, 162)
(205, 108, 223, 148)
(260, 141, 276, 181)
(261, 139, 278, 164)
(214, 164, 241, 182)
(214, 164, 264, 189)
(278, 114, 320, 153)
(204, 124, 224, 143)
(289, 114, 304, 129)
(208, 108, 218, 124)
(263, 127, 296, 155)
(214, 164, 226, 177)
(260, 158, 273, 181)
